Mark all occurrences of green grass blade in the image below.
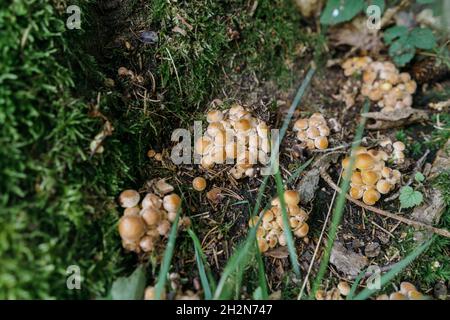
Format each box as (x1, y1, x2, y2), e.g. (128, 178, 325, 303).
(187, 228, 215, 299)
(154, 208, 181, 299)
(309, 100, 370, 299)
(274, 171, 301, 277)
(346, 269, 366, 300)
(286, 157, 314, 185)
(255, 243, 269, 299)
(352, 237, 434, 300)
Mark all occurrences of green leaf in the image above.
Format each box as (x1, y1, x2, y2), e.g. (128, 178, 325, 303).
(399, 186, 424, 209)
(389, 39, 416, 66)
(110, 265, 146, 300)
(409, 27, 437, 50)
(415, 172, 425, 183)
(383, 26, 408, 44)
(416, 0, 435, 4)
(365, 0, 385, 14)
(320, 0, 365, 25)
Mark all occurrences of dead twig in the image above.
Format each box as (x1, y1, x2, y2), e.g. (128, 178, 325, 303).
(320, 169, 450, 239)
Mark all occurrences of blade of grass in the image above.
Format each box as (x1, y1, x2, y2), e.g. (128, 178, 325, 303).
(346, 268, 366, 300)
(309, 100, 370, 299)
(154, 207, 181, 299)
(187, 228, 215, 299)
(286, 157, 314, 185)
(352, 237, 434, 300)
(255, 243, 269, 299)
(274, 171, 301, 277)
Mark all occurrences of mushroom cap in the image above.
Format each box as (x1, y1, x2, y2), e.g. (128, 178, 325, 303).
(294, 222, 309, 238)
(139, 236, 155, 252)
(284, 190, 300, 206)
(338, 281, 351, 296)
(163, 194, 182, 213)
(393, 141, 406, 151)
(257, 238, 269, 252)
(361, 170, 380, 186)
(192, 177, 207, 191)
(389, 292, 407, 300)
(142, 193, 163, 209)
(362, 188, 380, 205)
(306, 126, 320, 139)
(260, 209, 273, 223)
(195, 137, 212, 155)
(200, 157, 215, 170)
(271, 197, 281, 207)
(408, 290, 423, 300)
(314, 136, 329, 150)
(118, 215, 146, 241)
(400, 282, 417, 295)
(355, 153, 375, 170)
(206, 110, 224, 123)
(318, 125, 330, 137)
(234, 119, 252, 131)
(350, 186, 364, 200)
(119, 189, 140, 208)
(293, 118, 309, 131)
(141, 208, 162, 226)
(376, 179, 392, 194)
(155, 179, 175, 195)
(351, 172, 363, 185)
(157, 220, 171, 236)
(297, 130, 307, 141)
(207, 122, 224, 136)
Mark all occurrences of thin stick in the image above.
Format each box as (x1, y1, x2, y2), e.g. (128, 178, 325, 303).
(320, 169, 450, 238)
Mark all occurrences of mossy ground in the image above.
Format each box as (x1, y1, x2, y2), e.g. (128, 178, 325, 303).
(0, 0, 449, 299)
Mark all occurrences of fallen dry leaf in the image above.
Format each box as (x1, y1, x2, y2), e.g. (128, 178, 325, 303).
(328, 16, 383, 55)
(330, 241, 368, 277)
(363, 108, 429, 130)
(265, 246, 289, 259)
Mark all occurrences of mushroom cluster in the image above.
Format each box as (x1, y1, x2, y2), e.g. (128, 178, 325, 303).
(249, 190, 309, 253)
(376, 282, 427, 300)
(342, 146, 401, 205)
(379, 139, 406, 164)
(315, 281, 351, 300)
(195, 104, 271, 179)
(293, 112, 330, 150)
(342, 57, 417, 113)
(117, 183, 189, 254)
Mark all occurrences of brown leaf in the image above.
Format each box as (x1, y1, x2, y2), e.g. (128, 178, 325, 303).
(206, 187, 223, 204)
(363, 108, 429, 130)
(328, 16, 383, 55)
(264, 246, 289, 259)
